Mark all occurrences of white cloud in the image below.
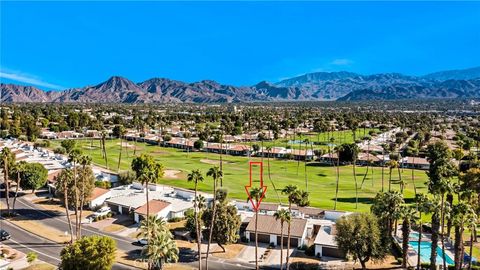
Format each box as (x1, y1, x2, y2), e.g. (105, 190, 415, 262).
(0, 69, 64, 90)
(331, 58, 354, 66)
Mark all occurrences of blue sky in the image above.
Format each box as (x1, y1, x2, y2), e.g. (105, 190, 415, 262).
(1, 1, 479, 90)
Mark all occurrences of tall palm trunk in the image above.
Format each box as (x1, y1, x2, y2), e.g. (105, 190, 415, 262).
(334, 148, 340, 210)
(454, 225, 464, 270)
(78, 165, 86, 238)
(205, 177, 217, 269)
(63, 182, 74, 243)
(12, 171, 21, 212)
(117, 136, 123, 172)
(194, 182, 202, 270)
(304, 143, 308, 192)
(145, 182, 151, 270)
(296, 141, 301, 176)
(73, 161, 80, 239)
(286, 202, 292, 270)
(388, 167, 393, 191)
(255, 209, 259, 270)
(417, 212, 423, 270)
(267, 149, 281, 204)
(402, 218, 410, 268)
(412, 156, 417, 196)
(280, 222, 284, 270)
(398, 166, 404, 195)
(440, 195, 447, 270)
(3, 160, 10, 216)
(353, 157, 358, 209)
(469, 230, 474, 270)
(382, 151, 385, 192)
(430, 210, 440, 270)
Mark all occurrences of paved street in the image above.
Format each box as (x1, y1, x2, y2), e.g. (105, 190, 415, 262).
(1, 193, 256, 269)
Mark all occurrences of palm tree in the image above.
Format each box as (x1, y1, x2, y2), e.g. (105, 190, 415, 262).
(205, 166, 222, 269)
(55, 169, 74, 243)
(1, 147, 14, 216)
(415, 194, 433, 270)
(265, 146, 281, 203)
(281, 185, 309, 270)
(386, 159, 398, 192)
(187, 169, 204, 270)
(249, 186, 265, 270)
(68, 149, 82, 239)
(274, 209, 291, 270)
(451, 202, 475, 270)
(138, 216, 178, 270)
(332, 142, 341, 210)
(117, 125, 126, 172)
(101, 130, 108, 168)
(410, 142, 419, 196)
(78, 155, 92, 238)
(351, 144, 360, 209)
(132, 154, 165, 269)
(399, 205, 418, 269)
(303, 139, 309, 192)
(11, 161, 26, 212)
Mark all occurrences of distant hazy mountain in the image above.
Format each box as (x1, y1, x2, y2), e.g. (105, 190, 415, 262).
(1, 66, 480, 103)
(423, 66, 480, 81)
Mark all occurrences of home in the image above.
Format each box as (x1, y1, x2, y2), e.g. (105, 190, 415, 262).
(89, 187, 111, 209)
(356, 152, 383, 166)
(134, 200, 172, 223)
(245, 214, 308, 247)
(313, 225, 345, 258)
(401, 156, 430, 170)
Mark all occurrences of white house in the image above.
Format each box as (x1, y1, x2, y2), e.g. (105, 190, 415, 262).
(89, 188, 111, 209)
(245, 214, 309, 247)
(134, 200, 172, 223)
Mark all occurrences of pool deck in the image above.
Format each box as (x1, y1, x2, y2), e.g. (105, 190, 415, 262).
(395, 227, 456, 267)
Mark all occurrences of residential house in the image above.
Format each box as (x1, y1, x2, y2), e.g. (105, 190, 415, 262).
(245, 214, 309, 247)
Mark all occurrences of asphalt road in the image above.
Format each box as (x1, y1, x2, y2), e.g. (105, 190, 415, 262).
(1, 194, 256, 269)
(0, 219, 132, 270)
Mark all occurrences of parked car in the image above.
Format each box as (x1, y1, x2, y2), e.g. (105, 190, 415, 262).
(93, 206, 111, 217)
(0, 229, 10, 241)
(137, 238, 148, 245)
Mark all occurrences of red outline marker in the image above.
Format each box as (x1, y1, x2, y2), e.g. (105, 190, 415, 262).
(245, 161, 267, 211)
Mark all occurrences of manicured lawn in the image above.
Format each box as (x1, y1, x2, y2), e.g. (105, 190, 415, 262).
(50, 137, 428, 212)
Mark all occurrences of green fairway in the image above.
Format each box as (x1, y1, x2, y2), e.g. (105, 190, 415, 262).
(51, 137, 428, 212)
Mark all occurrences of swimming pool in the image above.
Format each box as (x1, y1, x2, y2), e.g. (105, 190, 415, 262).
(410, 232, 420, 239)
(409, 241, 454, 265)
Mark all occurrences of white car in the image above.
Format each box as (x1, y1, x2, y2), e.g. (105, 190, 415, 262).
(138, 238, 148, 245)
(93, 206, 111, 217)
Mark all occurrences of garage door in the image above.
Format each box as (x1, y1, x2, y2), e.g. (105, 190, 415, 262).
(322, 247, 345, 258)
(249, 233, 270, 243)
(276, 236, 298, 247)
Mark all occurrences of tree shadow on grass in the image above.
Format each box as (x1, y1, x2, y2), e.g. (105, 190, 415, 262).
(332, 197, 374, 204)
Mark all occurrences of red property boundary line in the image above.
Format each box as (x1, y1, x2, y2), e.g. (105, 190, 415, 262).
(244, 161, 267, 211)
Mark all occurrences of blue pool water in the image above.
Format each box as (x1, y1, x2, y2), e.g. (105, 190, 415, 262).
(409, 241, 454, 265)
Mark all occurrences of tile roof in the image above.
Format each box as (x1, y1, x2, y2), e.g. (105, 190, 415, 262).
(246, 214, 307, 238)
(135, 200, 171, 215)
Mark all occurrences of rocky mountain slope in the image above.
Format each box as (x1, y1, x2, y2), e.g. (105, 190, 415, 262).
(1, 67, 479, 103)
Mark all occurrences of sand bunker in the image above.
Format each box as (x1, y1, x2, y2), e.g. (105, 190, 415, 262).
(116, 142, 142, 150)
(163, 169, 182, 179)
(200, 159, 234, 165)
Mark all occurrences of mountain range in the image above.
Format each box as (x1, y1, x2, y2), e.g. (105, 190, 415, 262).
(1, 66, 480, 103)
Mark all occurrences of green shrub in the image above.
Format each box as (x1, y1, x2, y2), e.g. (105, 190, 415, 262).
(107, 212, 112, 218)
(168, 217, 183, 223)
(397, 258, 403, 265)
(420, 263, 431, 269)
(305, 245, 315, 256)
(26, 252, 37, 263)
